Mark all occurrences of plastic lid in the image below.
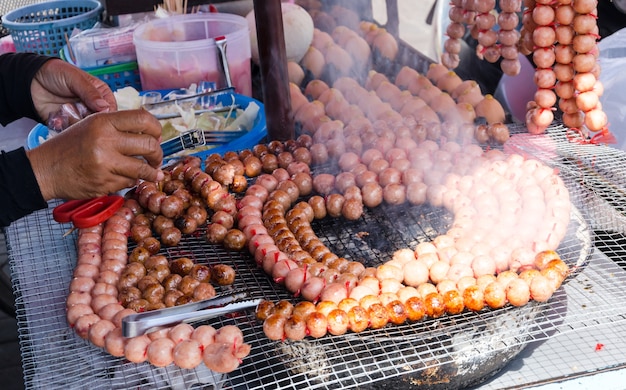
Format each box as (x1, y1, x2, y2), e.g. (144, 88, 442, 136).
(133, 13, 249, 51)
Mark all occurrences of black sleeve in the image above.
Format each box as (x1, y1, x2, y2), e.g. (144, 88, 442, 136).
(0, 52, 54, 126)
(0, 147, 47, 227)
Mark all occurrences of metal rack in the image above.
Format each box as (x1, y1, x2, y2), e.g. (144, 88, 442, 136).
(6, 123, 626, 389)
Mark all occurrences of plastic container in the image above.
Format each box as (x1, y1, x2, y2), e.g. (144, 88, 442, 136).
(68, 22, 138, 68)
(60, 45, 141, 92)
(27, 91, 267, 155)
(133, 13, 252, 96)
(1, 0, 103, 56)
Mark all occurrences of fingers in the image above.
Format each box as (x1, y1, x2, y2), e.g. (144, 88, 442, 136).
(70, 72, 113, 113)
(53, 60, 116, 113)
(104, 109, 163, 139)
(114, 155, 165, 184)
(113, 128, 163, 169)
(89, 75, 118, 111)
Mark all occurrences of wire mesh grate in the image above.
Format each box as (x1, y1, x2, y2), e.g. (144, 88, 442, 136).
(6, 123, 626, 389)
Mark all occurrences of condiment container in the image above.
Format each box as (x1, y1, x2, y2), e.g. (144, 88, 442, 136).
(133, 13, 252, 96)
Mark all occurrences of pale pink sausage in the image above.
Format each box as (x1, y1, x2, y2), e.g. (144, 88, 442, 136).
(147, 338, 175, 367)
(237, 195, 265, 212)
(173, 339, 203, 369)
(92, 282, 118, 297)
(313, 173, 336, 195)
(77, 253, 101, 267)
(238, 215, 264, 230)
(245, 184, 269, 202)
(78, 243, 101, 257)
(272, 259, 299, 283)
(74, 313, 101, 339)
(88, 319, 116, 348)
(67, 291, 91, 307)
(300, 276, 326, 302)
(244, 226, 271, 243)
(102, 231, 127, 243)
(255, 174, 279, 192)
(77, 232, 101, 245)
(255, 243, 280, 266)
(357, 276, 381, 294)
(336, 272, 359, 292)
(101, 239, 127, 253)
(348, 285, 377, 302)
(104, 327, 126, 357)
(215, 325, 244, 348)
(69, 277, 96, 294)
(67, 303, 94, 326)
(376, 264, 404, 282)
(203, 342, 241, 373)
(429, 261, 451, 284)
(471, 255, 497, 278)
(262, 249, 289, 275)
(284, 267, 311, 296)
(246, 231, 273, 252)
(380, 278, 403, 294)
(168, 323, 194, 344)
(100, 259, 126, 274)
(402, 260, 429, 287)
(73, 264, 100, 279)
(446, 263, 474, 283)
(112, 308, 136, 328)
(191, 325, 217, 348)
(320, 282, 349, 304)
(91, 294, 118, 313)
(148, 328, 171, 341)
(98, 303, 125, 322)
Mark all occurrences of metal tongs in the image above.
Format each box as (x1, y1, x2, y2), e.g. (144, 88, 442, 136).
(121, 291, 261, 337)
(160, 128, 249, 156)
(143, 86, 239, 120)
(160, 129, 206, 156)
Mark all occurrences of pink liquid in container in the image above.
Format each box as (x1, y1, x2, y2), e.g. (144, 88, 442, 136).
(133, 13, 251, 96)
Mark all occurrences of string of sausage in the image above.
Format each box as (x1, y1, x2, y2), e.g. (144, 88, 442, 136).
(247, 74, 571, 341)
(438, 0, 610, 138)
(67, 195, 252, 372)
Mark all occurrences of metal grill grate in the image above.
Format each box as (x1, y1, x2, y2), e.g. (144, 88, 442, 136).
(0, 0, 49, 37)
(7, 122, 626, 389)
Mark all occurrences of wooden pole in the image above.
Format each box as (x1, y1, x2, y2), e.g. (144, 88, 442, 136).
(252, 0, 295, 141)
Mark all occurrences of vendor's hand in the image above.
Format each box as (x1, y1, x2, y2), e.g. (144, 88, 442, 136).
(26, 109, 164, 201)
(30, 58, 117, 122)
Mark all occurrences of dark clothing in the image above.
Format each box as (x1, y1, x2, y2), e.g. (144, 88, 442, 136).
(598, 0, 626, 40)
(0, 53, 53, 226)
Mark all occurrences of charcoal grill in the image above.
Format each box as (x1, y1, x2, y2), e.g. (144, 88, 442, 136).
(10, 121, 626, 389)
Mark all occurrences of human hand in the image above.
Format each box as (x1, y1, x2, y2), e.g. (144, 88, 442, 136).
(27, 109, 164, 201)
(30, 58, 117, 122)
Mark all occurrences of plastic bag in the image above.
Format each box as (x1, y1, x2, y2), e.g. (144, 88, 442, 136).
(68, 22, 139, 68)
(599, 27, 626, 151)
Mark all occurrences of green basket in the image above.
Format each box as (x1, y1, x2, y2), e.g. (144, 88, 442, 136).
(60, 45, 142, 92)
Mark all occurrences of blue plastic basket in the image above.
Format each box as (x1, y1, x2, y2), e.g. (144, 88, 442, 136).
(27, 91, 268, 155)
(1, 0, 103, 56)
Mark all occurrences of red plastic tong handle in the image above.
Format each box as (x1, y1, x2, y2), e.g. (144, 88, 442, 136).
(52, 195, 124, 229)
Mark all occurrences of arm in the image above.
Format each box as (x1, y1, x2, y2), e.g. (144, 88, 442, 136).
(0, 52, 117, 126)
(0, 52, 53, 125)
(27, 109, 164, 202)
(0, 148, 47, 226)
(0, 54, 162, 226)
(0, 110, 164, 227)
